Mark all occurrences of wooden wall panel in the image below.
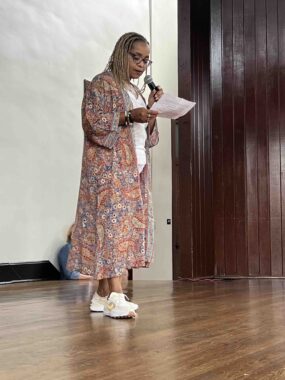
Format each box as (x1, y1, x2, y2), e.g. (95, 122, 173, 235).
(267, 0, 282, 276)
(191, 0, 213, 278)
(245, 0, 258, 275)
(173, 0, 193, 279)
(211, 0, 224, 275)
(176, 0, 285, 278)
(222, 0, 236, 275)
(174, 0, 213, 279)
(211, 0, 285, 276)
(279, 0, 285, 275)
(255, 0, 270, 275)
(233, 0, 246, 275)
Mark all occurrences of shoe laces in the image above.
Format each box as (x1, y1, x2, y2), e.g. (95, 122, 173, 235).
(124, 294, 130, 302)
(108, 293, 131, 306)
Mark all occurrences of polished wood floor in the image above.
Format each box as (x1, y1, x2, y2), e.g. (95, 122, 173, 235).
(1, 279, 285, 379)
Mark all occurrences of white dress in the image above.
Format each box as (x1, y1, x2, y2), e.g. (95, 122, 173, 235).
(127, 89, 147, 174)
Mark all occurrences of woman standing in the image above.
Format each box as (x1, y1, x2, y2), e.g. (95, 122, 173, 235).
(68, 32, 163, 319)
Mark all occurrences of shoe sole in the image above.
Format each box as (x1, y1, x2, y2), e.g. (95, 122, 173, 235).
(105, 314, 136, 319)
(90, 306, 137, 313)
(90, 305, 104, 313)
(104, 311, 137, 319)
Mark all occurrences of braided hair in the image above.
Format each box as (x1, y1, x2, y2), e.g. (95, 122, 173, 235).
(105, 32, 149, 89)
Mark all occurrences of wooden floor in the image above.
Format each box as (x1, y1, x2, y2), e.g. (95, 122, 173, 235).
(1, 279, 285, 380)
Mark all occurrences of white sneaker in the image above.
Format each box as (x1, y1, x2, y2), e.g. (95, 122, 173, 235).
(123, 294, 139, 311)
(90, 292, 107, 312)
(104, 292, 138, 319)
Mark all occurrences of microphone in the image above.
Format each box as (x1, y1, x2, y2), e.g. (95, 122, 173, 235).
(144, 75, 160, 92)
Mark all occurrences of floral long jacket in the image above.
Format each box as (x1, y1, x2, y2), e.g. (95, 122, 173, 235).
(67, 71, 159, 279)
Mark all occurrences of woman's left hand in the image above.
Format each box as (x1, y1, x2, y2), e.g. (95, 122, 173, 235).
(147, 86, 164, 109)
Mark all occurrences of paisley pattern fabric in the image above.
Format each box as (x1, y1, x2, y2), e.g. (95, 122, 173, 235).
(67, 72, 159, 280)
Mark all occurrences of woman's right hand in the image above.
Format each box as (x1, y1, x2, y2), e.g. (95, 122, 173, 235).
(130, 107, 158, 124)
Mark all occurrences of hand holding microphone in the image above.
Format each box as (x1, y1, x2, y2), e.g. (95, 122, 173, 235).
(144, 75, 164, 109)
(127, 76, 163, 124)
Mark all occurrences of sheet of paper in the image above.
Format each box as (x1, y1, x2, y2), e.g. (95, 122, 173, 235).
(150, 93, 196, 119)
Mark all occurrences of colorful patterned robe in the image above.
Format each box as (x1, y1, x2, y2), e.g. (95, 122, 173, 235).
(67, 71, 159, 280)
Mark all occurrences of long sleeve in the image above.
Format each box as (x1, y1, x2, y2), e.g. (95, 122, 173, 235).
(82, 75, 123, 149)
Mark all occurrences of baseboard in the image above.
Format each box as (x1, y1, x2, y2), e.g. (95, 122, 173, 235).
(215, 276, 285, 279)
(178, 275, 285, 281)
(0, 261, 60, 284)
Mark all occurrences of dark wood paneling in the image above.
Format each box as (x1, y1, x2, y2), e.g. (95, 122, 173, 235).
(245, 0, 258, 275)
(176, 0, 285, 278)
(211, 0, 285, 276)
(279, 0, 285, 275)
(173, 0, 193, 278)
(233, 0, 246, 275)
(211, 0, 225, 275)
(267, 0, 282, 276)
(191, 0, 213, 278)
(255, 0, 271, 275)
(222, 0, 236, 275)
(174, 0, 213, 279)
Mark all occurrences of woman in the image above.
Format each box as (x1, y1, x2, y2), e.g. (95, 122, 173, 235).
(68, 32, 163, 319)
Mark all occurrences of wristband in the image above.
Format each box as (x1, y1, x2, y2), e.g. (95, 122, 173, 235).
(124, 110, 128, 127)
(127, 110, 133, 124)
(124, 110, 133, 126)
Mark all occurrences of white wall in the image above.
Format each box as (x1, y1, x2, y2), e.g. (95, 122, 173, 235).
(0, 0, 176, 280)
(0, 0, 149, 263)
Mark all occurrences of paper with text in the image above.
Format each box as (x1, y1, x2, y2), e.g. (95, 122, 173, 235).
(150, 93, 196, 119)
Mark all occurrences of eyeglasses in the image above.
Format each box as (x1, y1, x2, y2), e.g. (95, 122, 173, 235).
(129, 52, 153, 67)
